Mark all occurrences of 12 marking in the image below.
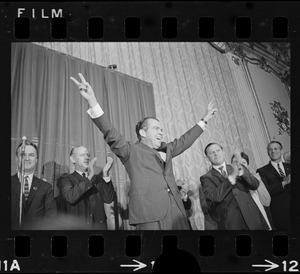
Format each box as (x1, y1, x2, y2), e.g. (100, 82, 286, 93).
(252, 260, 299, 272)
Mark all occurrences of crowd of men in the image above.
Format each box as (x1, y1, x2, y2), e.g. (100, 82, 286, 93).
(11, 73, 291, 231)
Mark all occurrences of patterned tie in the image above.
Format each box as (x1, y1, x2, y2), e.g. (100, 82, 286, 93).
(24, 176, 29, 201)
(277, 163, 286, 179)
(219, 166, 227, 178)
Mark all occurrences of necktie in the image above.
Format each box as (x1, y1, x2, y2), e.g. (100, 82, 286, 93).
(82, 173, 86, 178)
(277, 163, 286, 179)
(24, 176, 29, 201)
(219, 166, 227, 178)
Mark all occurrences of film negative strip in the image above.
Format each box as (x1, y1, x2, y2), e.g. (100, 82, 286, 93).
(1, 1, 299, 273)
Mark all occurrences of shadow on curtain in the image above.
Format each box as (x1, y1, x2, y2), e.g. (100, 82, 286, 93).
(11, 42, 155, 230)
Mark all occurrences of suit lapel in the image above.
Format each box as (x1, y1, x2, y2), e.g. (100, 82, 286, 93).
(72, 171, 85, 182)
(11, 174, 27, 208)
(226, 165, 233, 176)
(158, 143, 170, 172)
(267, 162, 283, 181)
(210, 167, 227, 184)
(11, 174, 21, 197)
(153, 149, 165, 165)
(27, 176, 41, 204)
(139, 142, 165, 170)
(283, 163, 291, 176)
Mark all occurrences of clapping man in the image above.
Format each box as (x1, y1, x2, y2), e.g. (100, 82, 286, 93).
(57, 146, 115, 229)
(200, 143, 269, 230)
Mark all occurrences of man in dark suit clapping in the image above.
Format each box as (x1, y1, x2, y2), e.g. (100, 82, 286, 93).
(57, 146, 115, 230)
(200, 143, 269, 230)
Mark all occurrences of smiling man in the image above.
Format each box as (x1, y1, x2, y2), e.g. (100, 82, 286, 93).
(200, 143, 269, 230)
(257, 141, 291, 230)
(57, 146, 115, 229)
(70, 73, 217, 230)
(11, 140, 57, 230)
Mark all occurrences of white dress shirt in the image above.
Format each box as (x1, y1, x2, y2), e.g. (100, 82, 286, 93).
(212, 162, 227, 176)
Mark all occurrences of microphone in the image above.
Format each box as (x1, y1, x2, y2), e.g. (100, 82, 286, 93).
(21, 136, 27, 155)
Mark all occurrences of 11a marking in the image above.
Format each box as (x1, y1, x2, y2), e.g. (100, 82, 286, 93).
(0, 260, 20, 271)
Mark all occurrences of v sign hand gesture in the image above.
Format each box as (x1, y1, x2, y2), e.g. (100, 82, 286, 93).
(70, 73, 98, 108)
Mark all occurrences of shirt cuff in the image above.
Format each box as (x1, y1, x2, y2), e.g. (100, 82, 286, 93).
(103, 175, 111, 183)
(197, 120, 206, 130)
(87, 103, 104, 119)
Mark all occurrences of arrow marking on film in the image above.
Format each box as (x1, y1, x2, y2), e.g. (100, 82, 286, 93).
(120, 259, 147, 271)
(252, 259, 279, 272)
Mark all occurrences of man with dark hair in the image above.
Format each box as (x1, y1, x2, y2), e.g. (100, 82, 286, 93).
(11, 140, 57, 230)
(257, 141, 291, 230)
(135, 117, 159, 141)
(57, 146, 115, 229)
(70, 73, 217, 230)
(200, 143, 269, 230)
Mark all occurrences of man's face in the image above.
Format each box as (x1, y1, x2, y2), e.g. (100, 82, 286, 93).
(71, 146, 90, 172)
(268, 143, 283, 162)
(16, 145, 38, 174)
(206, 144, 225, 166)
(141, 119, 163, 149)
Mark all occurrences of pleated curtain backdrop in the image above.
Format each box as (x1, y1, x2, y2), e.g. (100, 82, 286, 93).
(33, 42, 257, 230)
(11, 42, 155, 230)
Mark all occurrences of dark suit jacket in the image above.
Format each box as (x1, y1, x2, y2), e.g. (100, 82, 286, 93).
(257, 162, 290, 230)
(200, 165, 269, 230)
(92, 114, 203, 225)
(57, 171, 115, 229)
(11, 174, 57, 230)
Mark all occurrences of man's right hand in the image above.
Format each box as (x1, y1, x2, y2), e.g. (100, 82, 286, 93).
(70, 73, 98, 108)
(228, 160, 242, 185)
(87, 157, 97, 180)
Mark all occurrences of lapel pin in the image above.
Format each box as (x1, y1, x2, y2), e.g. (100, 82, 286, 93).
(33, 186, 38, 191)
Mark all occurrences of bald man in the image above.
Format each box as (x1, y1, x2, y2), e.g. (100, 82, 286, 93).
(57, 146, 115, 229)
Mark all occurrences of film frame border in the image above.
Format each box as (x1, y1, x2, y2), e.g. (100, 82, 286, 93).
(1, 1, 299, 273)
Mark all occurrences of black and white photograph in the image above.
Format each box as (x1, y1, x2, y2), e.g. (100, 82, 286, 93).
(11, 42, 291, 231)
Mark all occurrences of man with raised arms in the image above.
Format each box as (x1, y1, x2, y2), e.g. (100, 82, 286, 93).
(70, 73, 217, 230)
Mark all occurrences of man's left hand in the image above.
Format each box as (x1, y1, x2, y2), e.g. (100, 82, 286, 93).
(202, 101, 218, 122)
(180, 183, 189, 201)
(103, 157, 114, 178)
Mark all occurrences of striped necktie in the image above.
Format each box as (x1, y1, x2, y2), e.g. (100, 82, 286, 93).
(219, 166, 228, 178)
(24, 176, 29, 201)
(277, 163, 286, 179)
